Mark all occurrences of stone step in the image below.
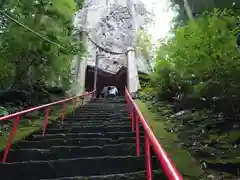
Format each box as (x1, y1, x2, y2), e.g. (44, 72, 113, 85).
(74, 109, 128, 113)
(62, 118, 131, 121)
(63, 118, 130, 122)
(80, 106, 126, 108)
(75, 109, 129, 113)
(73, 109, 128, 113)
(85, 100, 126, 103)
(63, 116, 130, 121)
(88, 99, 125, 101)
(28, 131, 144, 141)
(15, 137, 145, 149)
(50, 124, 133, 129)
(89, 102, 126, 105)
(0, 156, 160, 180)
(60, 120, 131, 124)
(74, 110, 128, 113)
(70, 115, 129, 119)
(61, 118, 131, 122)
(6, 143, 147, 162)
(67, 112, 129, 116)
(71, 112, 129, 115)
(50, 125, 143, 132)
(0, 98, 161, 180)
(45, 126, 133, 134)
(78, 103, 127, 108)
(76, 107, 127, 110)
(57, 121, 131, 127)
(43, 170, 165, 180)
(81, 105, 127, 108)
(53, 124, 143, 129)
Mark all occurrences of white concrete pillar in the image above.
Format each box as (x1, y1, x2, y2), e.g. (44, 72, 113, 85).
(73, 31, 88, 95)
(93, 53, 99, 96)
(77, 56, 88, 94)
(126, 47, 140, 95)
(72, 55, 87, 95)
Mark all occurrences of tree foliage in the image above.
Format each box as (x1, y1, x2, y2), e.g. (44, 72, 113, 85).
(0, 0, 85, 106)
(0, 0, 83, 92)
(136, 30, 152, 60)
(149, 10, 240, 114)
(135, 30, 153, 71)
(170, 0, 240, 25)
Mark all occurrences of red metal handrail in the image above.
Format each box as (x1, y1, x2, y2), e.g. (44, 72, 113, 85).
(125, 87, 183, 180)
(0, 89, 96, 163)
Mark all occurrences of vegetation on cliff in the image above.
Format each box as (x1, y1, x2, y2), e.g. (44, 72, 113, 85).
(139, 8, 240, 179)
(0, 0, 84, 109)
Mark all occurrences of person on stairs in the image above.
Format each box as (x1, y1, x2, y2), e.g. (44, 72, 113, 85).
(108, 86, 118, 99)
(100, 85, 109, 99)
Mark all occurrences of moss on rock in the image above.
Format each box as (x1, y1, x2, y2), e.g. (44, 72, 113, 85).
(136, 99, 240, 179)
(135, 100, 204, 179)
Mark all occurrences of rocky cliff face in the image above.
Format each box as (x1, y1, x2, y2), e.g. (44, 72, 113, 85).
(75, 0, 146, 52)
(73, 0, 149, 74)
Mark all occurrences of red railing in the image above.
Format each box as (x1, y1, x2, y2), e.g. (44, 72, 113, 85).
(125, 87, 183, 180)
(0, 90, 96, 163)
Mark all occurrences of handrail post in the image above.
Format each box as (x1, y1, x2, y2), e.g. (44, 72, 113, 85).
(86, 94, 89, 103)
(136, 114, 140, 157)
(0, 90, 96, 163)
(89, 93, 92, 102)
(145, 133, 152, 180)
(61, 102, 67, 123)
(42, 107, 50, 137)
(88, 94, 90, 102)
(2, 116, 20, 163)
(124, 87, 184, 180)
(81, 96, 84, 107)
(131, 105, 135, 132)
(73, 98, 77, 114)
(126, 90, 135, 132)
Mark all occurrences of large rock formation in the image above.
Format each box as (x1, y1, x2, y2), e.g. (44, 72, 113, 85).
(74, 0, 149, 74)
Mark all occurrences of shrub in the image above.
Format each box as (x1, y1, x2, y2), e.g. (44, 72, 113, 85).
(152, 10, 240, 101)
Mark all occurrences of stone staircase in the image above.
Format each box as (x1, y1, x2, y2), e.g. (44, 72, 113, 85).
(0, 98, 165, 179)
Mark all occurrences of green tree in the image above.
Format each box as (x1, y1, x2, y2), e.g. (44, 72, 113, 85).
(170, 0, 240, 25)
(0, 0, 83, 92)
(153, 10, 240, 100)
(135, 30, 153, 71)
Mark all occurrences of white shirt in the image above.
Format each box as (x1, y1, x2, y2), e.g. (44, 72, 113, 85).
(109, 86, 118, 95)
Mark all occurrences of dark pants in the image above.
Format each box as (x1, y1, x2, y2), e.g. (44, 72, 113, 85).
(108, 94, 117, 100)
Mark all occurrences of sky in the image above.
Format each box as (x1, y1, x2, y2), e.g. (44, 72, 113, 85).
(142, 0, 176, 45)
